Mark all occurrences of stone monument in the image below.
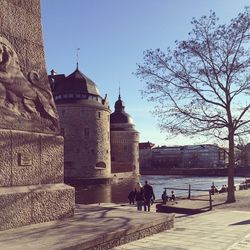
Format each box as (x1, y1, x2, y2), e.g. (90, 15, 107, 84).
(0, 0, 74, 230)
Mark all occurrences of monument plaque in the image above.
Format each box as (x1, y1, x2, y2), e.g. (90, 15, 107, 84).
(0, 0, 75, 230)
(18, 153, 32, 166)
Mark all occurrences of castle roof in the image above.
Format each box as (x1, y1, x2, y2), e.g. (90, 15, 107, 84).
(50, 66, 100, 97)
(110, 94, 133, 124)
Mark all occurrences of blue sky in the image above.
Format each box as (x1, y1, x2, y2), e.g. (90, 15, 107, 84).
(41, 0, 249, 146)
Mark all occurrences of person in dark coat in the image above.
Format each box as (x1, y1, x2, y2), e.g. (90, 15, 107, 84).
(135, 182, 144, 211)
(128, 190, 135, 204)
(143, 180, 155, 211)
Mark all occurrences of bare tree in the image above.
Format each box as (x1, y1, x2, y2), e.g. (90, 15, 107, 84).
(135, 8, 250, 203)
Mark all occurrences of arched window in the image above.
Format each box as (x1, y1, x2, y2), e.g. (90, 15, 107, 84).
(96, 162, 106, 169)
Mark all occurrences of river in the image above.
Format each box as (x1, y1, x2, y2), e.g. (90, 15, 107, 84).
(75, 175, 246, 204)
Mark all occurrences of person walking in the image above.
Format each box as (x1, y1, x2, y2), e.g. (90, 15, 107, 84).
(135, 182, 144, 211)
(143, 180, 155, 212)
(128, 190, 135, 205)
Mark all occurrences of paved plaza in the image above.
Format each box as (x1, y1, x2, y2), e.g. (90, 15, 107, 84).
(1, 190, 250, 249)
(113, 210, 250, 250)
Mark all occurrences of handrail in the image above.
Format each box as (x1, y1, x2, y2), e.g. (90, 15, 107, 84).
(162, 184, 213, 210)
(163, 187, 210, 192)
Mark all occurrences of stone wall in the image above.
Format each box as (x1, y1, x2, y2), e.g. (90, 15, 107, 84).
(57, 101, 111, 179)
(0, 0, 74, 231)
(111, 124, 140, 176)
(0, 129, 64, 187)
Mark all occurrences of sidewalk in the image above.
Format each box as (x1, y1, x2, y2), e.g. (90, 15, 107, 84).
(0, 203, 174, 250)
(113, 210, 250, 250)
(112, 190, 250, 250)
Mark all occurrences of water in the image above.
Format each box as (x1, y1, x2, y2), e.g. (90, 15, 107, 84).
(75, 175, 246, 204)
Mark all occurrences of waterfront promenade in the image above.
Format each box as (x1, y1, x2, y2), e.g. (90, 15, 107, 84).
(0, 189, 250, 249)
(113, 189, 250, 250)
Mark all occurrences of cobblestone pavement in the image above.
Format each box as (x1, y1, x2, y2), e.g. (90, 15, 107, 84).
(112, 210, 250, 250)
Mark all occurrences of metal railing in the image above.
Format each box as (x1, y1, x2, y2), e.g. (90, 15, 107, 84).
(162, 184, 213, 210)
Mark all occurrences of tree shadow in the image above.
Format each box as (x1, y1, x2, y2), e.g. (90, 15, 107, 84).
(230, 220, 250, 226)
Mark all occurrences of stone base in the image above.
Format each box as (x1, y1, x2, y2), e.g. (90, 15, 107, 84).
(0, 183, 75, 231)
(0, 204, 174, 249)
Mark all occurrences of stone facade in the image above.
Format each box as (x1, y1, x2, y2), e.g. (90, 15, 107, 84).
(0, 0, 75, 230)
(110, 124, 140, 176)
(57, 102, 111, 179)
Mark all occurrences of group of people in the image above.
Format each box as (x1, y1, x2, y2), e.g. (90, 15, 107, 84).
(211, 184, 228, 194)
(128, 181, 155, 211)
(161, 189, 176, 204)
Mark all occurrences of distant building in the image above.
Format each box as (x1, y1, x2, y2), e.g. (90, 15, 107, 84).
(110, 94, 140, 178)
(241, 143, 250, 166)
(151, 144, 226, 169)
(139, 141, 155, 170)
(139, 144, 226, 170)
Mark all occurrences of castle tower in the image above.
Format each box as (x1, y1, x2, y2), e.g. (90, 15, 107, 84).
(50, 66, 111, 183)
(110, 93, 140, 178)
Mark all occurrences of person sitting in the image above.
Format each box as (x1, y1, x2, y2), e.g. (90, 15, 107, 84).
(219, 185, 227, 193)
(170, 190, 176, 201)
(161, 190, 168, 204)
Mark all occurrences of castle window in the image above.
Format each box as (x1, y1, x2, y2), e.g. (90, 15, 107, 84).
(96, 162, 106, 169)
(84, 128, 90, 137)
(91, 149, 95, 155)
(124, 145, 128, 151)
(97, 112, 101, 119)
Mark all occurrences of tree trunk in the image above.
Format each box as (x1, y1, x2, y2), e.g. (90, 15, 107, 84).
(227, 131, 236, 203)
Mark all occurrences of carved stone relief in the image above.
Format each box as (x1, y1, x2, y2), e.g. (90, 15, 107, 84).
(0, 36, 59, 133)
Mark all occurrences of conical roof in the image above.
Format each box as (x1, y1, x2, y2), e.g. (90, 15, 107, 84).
(52, 66, 100, 96)
(110, 94, 133, 124)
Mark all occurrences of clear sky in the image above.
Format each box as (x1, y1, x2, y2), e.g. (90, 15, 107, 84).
(41, 0, 249, 147)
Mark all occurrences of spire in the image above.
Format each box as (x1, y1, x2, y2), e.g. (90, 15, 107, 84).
(76, 48, 80, 70)
(118, 86, 121, 100)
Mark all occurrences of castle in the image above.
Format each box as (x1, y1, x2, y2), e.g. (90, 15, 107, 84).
(49, 65, 139, 184)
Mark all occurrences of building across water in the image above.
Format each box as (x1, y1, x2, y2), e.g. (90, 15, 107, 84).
(49, 66, 139, 184)
(140, 143, 227, 173)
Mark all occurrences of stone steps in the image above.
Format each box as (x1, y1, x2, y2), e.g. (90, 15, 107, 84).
(0, 204, 174, 250)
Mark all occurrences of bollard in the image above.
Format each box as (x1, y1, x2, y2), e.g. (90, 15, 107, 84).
(209, 190, 212, 210)
(188, 184, 191, 199)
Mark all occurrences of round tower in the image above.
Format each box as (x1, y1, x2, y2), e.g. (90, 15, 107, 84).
(50, 66, 111, 183)
(110, 93, 140, 178)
